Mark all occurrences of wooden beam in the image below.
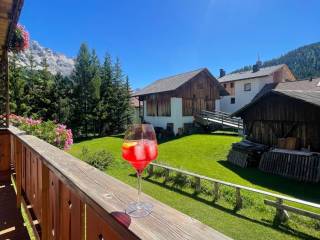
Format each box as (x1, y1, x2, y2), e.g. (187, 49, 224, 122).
(4, 50, 9, 127)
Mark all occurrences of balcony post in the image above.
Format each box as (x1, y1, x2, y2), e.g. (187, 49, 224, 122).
(15, 137, 22, 209)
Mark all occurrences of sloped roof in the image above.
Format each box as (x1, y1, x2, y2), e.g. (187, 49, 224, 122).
(133, 68, 228, 96)
(218, 64, 285, 83)
(233, 78, 320, 116)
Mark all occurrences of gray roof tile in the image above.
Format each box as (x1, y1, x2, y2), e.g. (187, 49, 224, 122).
(218, 64, 285, 83)
(133, 68, 228, 96)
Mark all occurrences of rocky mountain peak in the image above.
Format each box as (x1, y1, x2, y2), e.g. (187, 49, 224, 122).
(10, 40, 75, 76)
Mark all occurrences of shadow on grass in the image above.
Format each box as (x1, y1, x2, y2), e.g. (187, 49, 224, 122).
(128, 173, 318, 240)
(74, 133, 125, 143)
(74, 130, 241, 145)
(217, 160, 320, 203)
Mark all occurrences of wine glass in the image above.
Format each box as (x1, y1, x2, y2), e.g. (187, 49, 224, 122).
(122, 124, 158, 218)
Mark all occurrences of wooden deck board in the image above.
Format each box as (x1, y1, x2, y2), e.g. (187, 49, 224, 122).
(0, 172, 30, 240)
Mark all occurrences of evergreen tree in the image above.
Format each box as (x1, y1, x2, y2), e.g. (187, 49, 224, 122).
(111, 58, 131, 133)
(98, 53, 114, 135)
(72, 43, 92, 137)
(9, 53, 28, 115)
(51, 73, 73, 124)
(89, 50, 101, 135)
(8, 42, 133, 138)
(36, 57, 54, 119)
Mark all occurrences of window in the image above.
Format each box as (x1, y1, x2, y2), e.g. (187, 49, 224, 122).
(230, 97, 235, 104)
(244, 83, 251, 91)
(230, 82, 234, 88)
(223, 83, 227, 88)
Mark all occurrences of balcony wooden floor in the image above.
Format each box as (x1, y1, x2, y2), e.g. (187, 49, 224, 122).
(0, 172, 30, 240)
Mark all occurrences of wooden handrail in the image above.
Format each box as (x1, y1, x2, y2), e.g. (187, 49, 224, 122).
(150, 162, 320, 210)
(200, 110, 243, 128)
(6, 127, 231, 240)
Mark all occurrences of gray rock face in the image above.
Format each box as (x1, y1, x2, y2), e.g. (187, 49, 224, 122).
(10, 40, 75, 76)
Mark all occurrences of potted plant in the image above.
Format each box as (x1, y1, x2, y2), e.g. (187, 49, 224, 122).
(8, 23, 29, 52)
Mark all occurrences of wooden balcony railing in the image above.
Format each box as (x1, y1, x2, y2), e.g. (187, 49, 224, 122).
(0, 126, 230, 240)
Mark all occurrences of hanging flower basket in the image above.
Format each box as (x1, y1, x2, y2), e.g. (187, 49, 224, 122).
(8, 23, 30, 53)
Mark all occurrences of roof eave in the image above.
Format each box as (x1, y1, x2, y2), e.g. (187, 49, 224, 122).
(219, 74, 270, 83)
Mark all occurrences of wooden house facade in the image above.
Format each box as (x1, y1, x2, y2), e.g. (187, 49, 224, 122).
(232, 79, 320, 182)
(218, 63, 296, 113)
(133, 68, 228, 134)
(234, 78, 320, 151)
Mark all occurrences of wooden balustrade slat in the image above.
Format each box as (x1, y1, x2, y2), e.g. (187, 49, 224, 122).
(15, 137, 22, 208)
(8, 127, 229, 240)
(41, 163, 50, 240)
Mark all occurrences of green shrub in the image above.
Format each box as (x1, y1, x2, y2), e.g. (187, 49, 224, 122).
(80, 147, 114, 171)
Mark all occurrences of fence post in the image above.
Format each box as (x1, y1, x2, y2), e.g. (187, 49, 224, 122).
(213, 182, 220, 202)
(235, 187, 243, 211)
(194, 177, 201, 194)
(147, 165, 154, 177)
(275, 198, 289, 223)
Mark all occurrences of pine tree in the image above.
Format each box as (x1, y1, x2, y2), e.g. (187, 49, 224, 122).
(111, 58, 132, 133)
(36, 57, 54, 119)
(72, 43, 92, 137)
(9, 53, 28, 115)
(51, 73, 73, 124)
(89, 50, 101, 135)
(98, 53, 114, 135)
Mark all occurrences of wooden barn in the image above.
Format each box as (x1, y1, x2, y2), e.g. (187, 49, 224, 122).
(232, 78, 320, 182)
(133, 68, 228, 134)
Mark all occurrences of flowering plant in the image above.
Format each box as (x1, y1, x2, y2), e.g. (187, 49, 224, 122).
(9, 114, 73, 150)
(8, 24, 29, 52)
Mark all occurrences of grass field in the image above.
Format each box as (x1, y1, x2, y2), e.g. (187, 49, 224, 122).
(69, 133, 320, 240)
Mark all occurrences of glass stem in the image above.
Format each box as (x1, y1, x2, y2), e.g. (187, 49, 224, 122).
(137, 171, 142, 205)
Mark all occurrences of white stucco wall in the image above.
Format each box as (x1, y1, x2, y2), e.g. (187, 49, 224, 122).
(220, 75, 274, 113)
(143, 98, 194, 134)
(215, 99, 221, 112)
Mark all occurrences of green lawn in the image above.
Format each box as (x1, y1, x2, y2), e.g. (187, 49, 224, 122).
(69, 133, 320, 240)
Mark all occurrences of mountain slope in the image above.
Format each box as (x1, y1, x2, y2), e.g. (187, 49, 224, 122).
(11, 40, 75, 76)
(234, 42, 320, 79)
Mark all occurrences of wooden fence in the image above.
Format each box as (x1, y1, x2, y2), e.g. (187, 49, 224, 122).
(259, 150, 320, 183)
(2, 127, 230, 240)
(149, 162, 320, 223)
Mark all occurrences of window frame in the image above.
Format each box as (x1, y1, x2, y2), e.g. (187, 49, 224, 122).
(244, 82, 252, 92)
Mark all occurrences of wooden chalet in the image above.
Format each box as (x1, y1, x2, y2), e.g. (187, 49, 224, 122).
(0, 1, 231, 239)
(133, 68, 228, 134)
(232, 78, 320, 182)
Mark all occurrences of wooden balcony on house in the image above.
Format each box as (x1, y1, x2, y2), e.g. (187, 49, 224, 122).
(0, 127, 231, 240)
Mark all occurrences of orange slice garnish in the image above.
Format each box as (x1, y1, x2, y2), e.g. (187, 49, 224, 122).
(122, 141, 138, 149)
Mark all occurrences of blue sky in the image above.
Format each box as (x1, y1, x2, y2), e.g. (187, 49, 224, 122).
(20, 0, 320, 89)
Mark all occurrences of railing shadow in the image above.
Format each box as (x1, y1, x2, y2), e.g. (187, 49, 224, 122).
(217, 160, 320, 203)
(127, 173, 319, 240)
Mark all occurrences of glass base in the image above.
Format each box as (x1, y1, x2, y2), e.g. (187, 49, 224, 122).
(125, 202, 153, 218)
